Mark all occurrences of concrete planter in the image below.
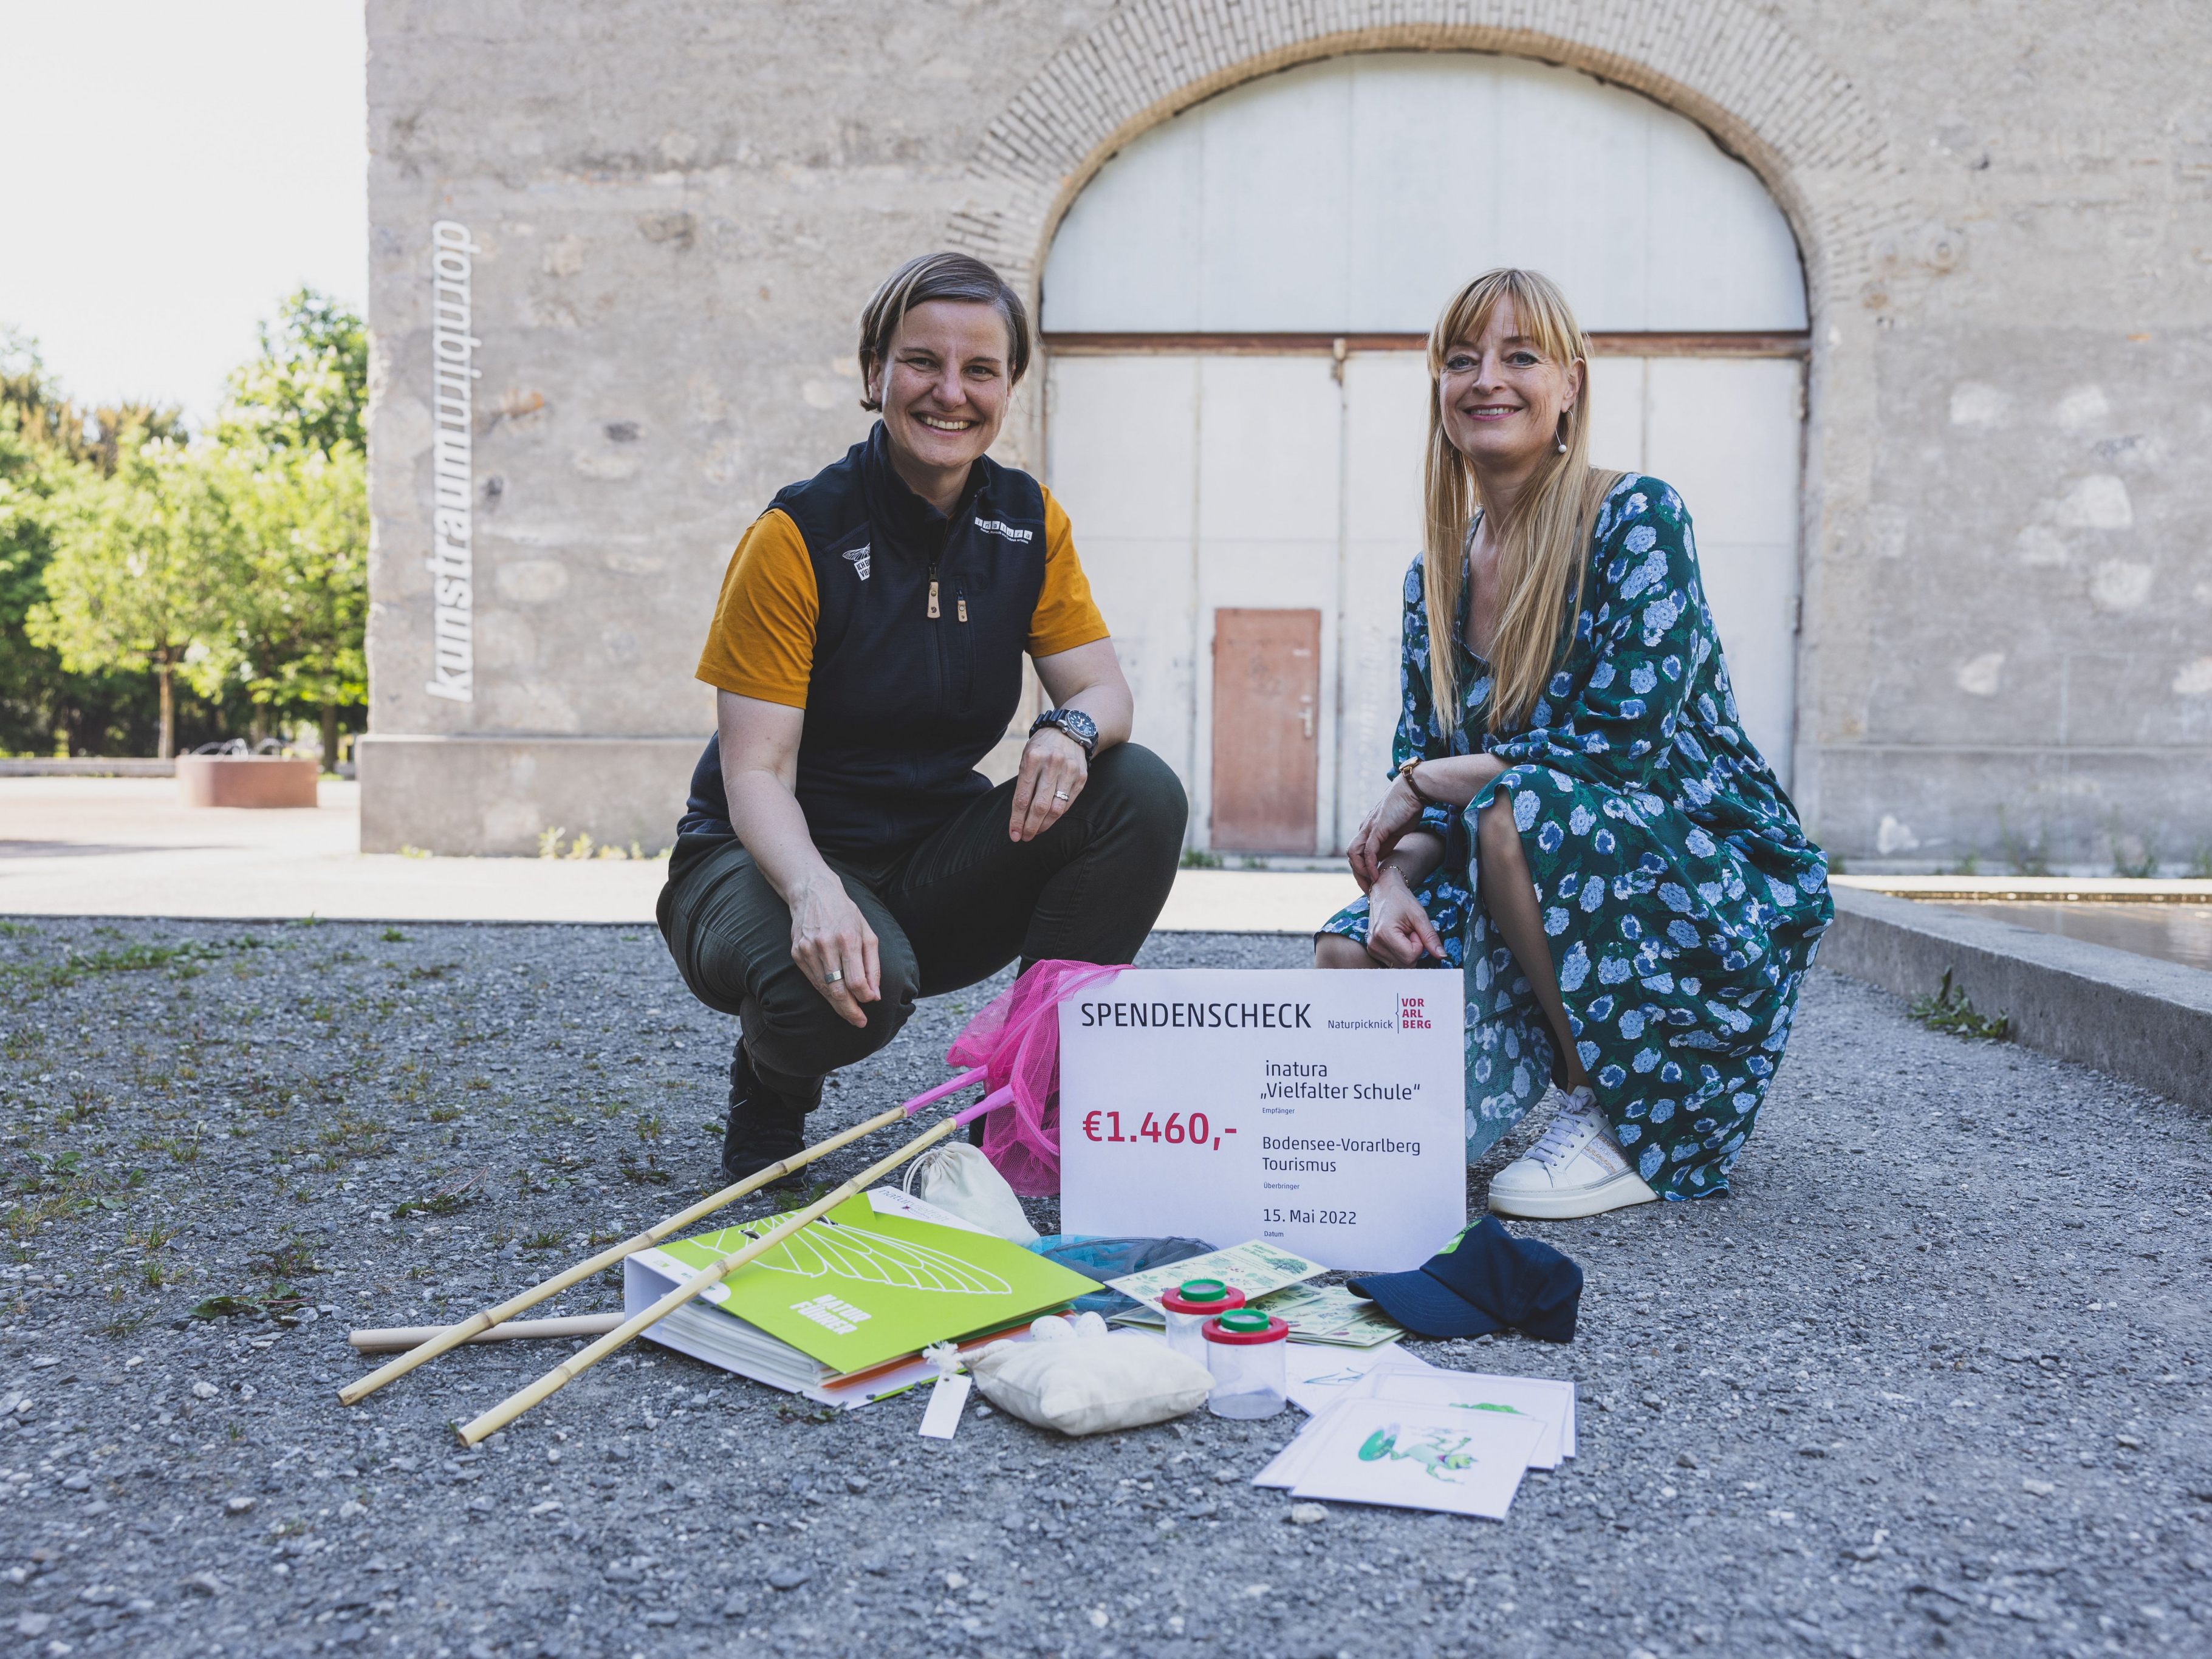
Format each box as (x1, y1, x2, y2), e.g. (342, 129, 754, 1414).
(176, 756, 320, 809)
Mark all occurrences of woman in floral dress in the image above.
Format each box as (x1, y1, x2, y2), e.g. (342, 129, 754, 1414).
(1317, 269, 1831, 1219)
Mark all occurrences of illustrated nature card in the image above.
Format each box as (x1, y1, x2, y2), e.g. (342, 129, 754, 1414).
(1286, 1398, 1547, 1520)
(1357, 1367, 1578, 1469)
(1282, 1345, 1438, 1415)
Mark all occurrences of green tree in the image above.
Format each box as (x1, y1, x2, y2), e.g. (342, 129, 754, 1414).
(2, 292, 368, 762)
(27, 436, 227, 759)
(3, 327, 188, 469)
(199, 289, 371, 762)
(0, 402, 69, 753)
(219, 288, 366, 455)
(0, 332, 198, 756)
(198, 441, 369, 761)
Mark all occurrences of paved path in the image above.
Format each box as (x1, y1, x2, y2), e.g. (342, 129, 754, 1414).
(0, 918, 2204, 1658)
(0, 779, 1357, 932)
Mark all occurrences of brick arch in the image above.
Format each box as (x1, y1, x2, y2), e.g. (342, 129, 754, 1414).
(948, 0, 1895, 311)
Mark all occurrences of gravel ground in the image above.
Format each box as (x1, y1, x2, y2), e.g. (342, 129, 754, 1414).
(0, 914, 2205, 1659)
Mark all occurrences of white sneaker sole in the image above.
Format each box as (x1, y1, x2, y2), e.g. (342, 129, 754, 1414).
(1487, 1169, 1660, 1220)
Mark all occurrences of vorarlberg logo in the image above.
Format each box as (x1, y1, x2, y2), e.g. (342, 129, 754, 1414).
(973, 518, 1033, 542)
(843, 546, 871, 581)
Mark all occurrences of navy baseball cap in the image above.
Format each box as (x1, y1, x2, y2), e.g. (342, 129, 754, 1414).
(1346, 1217, 1583, 1342)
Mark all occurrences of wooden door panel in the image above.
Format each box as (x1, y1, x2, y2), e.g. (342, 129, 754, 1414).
(1210, 607, 1320, 853)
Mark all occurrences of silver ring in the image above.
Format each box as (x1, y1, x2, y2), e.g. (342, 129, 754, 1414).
(1053, 790, 1070, 801)
(823, 970, 844, 983)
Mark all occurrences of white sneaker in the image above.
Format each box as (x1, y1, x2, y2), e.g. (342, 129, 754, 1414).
(1486, 1087, 1659, 1220)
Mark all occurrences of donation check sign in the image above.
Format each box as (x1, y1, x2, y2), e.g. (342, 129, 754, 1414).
(1058, 970, 1465, 1273)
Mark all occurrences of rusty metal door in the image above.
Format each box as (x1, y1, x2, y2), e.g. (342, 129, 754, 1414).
(1210, 607, 1321, 853)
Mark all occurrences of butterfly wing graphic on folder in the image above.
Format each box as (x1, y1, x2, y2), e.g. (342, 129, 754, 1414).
(693, 1220, 1013, 1297)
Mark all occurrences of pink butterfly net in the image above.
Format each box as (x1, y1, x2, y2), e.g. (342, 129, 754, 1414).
(902, 959, 1124, 1196)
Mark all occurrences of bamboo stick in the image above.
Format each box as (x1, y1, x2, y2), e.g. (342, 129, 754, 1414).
(338, 1090, 946, 1406)
(456, 1110, 968, 1446)
(348, 1313, 623, 1353)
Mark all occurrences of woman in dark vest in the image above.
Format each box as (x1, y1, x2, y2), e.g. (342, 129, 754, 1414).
(661, 252, 1188, 1183)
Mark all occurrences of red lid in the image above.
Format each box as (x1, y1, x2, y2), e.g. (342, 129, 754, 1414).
(1160, 1279, 1247, 1315)
(1202, 1311, 1289, 1346)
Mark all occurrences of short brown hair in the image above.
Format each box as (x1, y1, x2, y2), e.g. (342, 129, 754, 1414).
(856, 253, 1031, 411)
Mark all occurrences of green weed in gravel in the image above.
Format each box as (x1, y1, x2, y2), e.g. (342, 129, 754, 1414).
(1909, 969, 2011, 1041)
(249, 1236, 324, 1281)
(317, 1111, 395, 1160)
(0, 934, 269, 997)
(394, 1168, 489, 1218)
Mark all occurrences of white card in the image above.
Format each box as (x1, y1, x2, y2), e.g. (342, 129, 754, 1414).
(1255, 1383, 1392, 1490)
(918, 1372, 971, 1439)
(1058, 970, 1465, 1271)
(1353, 1369, 1576, 1470)
(1252, 1413, 1334, 1490)
(1284, 1344, 1439, 1415)
(1286, 1398, 1546, 1519)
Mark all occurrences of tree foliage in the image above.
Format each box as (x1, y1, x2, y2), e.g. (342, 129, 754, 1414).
(0, 291, 369, 759)
(219, 289, 367, 456)
(27, 437, 228, 759)
(1, 329, 188, 473)
(0, 334, 212, 756)
(199, 442, 369, 756)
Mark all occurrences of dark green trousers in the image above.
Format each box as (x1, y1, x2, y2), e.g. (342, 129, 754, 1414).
(657, 743, 1187, 1101)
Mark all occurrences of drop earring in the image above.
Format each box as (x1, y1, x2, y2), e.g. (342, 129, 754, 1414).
(1555, 414, 1569, 454)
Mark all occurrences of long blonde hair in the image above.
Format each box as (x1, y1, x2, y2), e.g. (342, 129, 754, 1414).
(1421, 269, 1621, 731)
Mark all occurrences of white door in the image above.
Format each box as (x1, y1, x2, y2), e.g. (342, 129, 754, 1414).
(1042, 52, 1809, 847)
(1043, 355, 1202, 790)
(1049, 346, 1801, 853)
(1046, 354, 1345, 854)
(1337, 351, 1431, 846)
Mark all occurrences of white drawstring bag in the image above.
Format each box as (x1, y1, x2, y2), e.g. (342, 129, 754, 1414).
(902, 1141, 1039, 1247)
(966, 1312, 1213, 1437)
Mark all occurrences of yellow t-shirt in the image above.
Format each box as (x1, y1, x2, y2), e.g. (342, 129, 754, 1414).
(694, 489, 1109, 708)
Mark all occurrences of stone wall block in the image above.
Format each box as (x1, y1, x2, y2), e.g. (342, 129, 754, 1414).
(363, 0, 2210, 860)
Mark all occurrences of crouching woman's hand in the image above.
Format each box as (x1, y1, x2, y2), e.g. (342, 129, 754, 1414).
(1364, 869, 1447, 966)
(786, 874, 882, 1029)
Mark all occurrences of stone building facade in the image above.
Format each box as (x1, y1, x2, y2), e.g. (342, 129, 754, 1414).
(360, 0, 2212, 872)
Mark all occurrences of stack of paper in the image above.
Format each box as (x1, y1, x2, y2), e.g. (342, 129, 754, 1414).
(625, 1190, 1098, 1408)
(1255, 1355, 1577, 1519)
(1105, 1239, 1329, 1311)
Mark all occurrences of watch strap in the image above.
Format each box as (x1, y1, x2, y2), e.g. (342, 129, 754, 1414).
(1398, 758, 1439, 807)
(1030, 707, 1097, 756)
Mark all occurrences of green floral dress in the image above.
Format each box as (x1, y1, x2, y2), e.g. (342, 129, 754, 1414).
(1321, 476, 1832, 1200)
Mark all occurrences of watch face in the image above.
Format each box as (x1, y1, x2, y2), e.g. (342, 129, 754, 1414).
(1039, 708, 1096, 750)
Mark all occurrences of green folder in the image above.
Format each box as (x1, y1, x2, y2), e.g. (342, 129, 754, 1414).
(634, 1195, 1101, 1379)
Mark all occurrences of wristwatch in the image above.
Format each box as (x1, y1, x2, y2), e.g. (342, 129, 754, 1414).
(1030, 706, 1098, 757)
(1397, 756, 1440, 806)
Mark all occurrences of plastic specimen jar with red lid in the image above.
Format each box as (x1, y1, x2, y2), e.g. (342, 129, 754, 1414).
(1159, 1279, 1247, 1364)
(1201, 1308, 1289, 1418)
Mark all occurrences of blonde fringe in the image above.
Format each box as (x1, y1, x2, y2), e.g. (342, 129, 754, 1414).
(1420, 269, 1623, 732)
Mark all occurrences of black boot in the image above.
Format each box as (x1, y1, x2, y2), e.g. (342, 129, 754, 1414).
(720, 1041, 812, 1188)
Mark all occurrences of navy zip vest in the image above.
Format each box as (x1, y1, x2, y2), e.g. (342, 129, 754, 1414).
(680, 423, 1050, 861)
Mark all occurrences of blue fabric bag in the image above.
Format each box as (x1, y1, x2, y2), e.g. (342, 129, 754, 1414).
(1026, 1234, 1217, 1315)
